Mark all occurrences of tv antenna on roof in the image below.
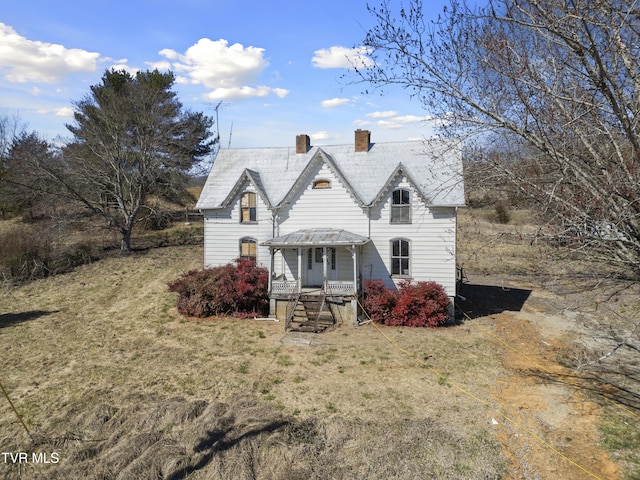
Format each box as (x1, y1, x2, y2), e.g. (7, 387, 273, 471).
(213, 101, 223, 146)
(228, 121, 233, 149)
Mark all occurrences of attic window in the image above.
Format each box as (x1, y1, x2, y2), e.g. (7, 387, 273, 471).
(391, 188, 411, 224)
(312, 179, 331, 189)
(240, 192, 257, 223)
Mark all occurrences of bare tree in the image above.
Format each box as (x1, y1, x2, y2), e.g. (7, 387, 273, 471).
(57, 69, 215, 251)
(357, 0, 640, 277)
(0, 113, 28, 217)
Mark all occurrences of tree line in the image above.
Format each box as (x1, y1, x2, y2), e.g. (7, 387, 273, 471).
(0, 69, 215, 251)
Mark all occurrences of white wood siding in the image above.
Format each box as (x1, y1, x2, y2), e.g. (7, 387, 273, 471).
(365, 177, 457, 296)
(279, 163, 368, 236)
(203, 180, 273, 269)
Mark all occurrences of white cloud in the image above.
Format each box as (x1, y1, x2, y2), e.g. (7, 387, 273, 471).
(311, 131, 329, 140)
(272, 88, 289, 98)
(358, 111, 433, 130)
(353, 119, 373, 127)
(321, 97, 350, 108)
(35, 106, 74, 117)
(146, 60, 172, 71)
(0, 23, 101, 83)
(204, 85, 271, 100)
(158, 48, 180, 61)
(394, 115, 429, 123)
(377, 120, 404, 130)
(159, 38, 287, 101)
(108, 63, 139, 76)
(55, 107, 74, 117)
(312, 46, 373, 69)
(367, 110, 398, 118)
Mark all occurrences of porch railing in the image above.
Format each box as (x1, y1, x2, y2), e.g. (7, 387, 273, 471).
(325, 280, 356, 296)
(271, 280, 298, 295)
(271, 280, 356, 296)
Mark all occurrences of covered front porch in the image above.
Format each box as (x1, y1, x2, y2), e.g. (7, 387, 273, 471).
(261, 229, 370, 328)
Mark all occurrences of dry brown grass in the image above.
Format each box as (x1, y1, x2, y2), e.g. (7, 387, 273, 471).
(2, 208, 637, 479)
(457, 208, 551, 276)
(0, 244, 505, 479)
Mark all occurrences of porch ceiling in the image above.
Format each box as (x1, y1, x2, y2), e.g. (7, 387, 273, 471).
(261, 228, 370, 247)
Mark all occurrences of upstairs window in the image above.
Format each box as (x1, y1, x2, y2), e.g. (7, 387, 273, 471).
(391, 188, 411, 224)
(391, 238, 410, 276)
(240, 237, 257, 262)
(240, 192, 256, 223)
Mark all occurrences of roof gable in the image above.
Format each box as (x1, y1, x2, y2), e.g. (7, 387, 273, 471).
(278, 149, 366, 209)
(196, 138, 465, 211)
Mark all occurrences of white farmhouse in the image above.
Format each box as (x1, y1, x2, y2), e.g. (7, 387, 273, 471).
(196, 130, 465, 330)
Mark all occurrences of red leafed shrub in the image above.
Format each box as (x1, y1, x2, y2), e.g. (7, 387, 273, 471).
(363, 280, 396, 323)
(391, 280, 450, 327)
(364, 279, 450, 327)
(168, 258, 269, 318)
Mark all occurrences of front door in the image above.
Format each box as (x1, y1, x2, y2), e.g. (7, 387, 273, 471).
(304, 247, 324, 287)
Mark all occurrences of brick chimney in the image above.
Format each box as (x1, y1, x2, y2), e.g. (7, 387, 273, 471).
(296, 134, 310, 154)
(355, 129, 371, 152)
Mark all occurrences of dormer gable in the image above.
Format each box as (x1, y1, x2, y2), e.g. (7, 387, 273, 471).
(369, 163, 431, 210)
(222, 168, 272, 210)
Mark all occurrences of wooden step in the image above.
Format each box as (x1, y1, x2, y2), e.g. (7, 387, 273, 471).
(286, 294, 336, 333)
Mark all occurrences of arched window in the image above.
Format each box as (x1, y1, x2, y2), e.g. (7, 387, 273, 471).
(313, 179, 331, 189)
(240, 237, 257, 262)
(391, 188, 411, 224)
(391, 238, 410, 276)
(240, 192, 256, 223)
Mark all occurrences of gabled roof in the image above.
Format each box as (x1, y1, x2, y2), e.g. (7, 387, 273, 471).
(278, 148, 367, 208)
(196, 138, 465, 210)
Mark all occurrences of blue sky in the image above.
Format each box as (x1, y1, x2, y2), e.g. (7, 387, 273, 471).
(1, 0, 449, 149)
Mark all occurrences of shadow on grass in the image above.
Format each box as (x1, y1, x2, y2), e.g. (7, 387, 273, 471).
(165, 419, 290, 480)
(0, 310, 59, 329)
(527, 368, 640, 414)
(457, 283, 532, 320)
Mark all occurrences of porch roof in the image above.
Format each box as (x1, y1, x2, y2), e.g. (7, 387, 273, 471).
(262, 229, 370, 247)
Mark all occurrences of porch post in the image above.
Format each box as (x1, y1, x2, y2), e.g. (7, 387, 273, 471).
(268, 247, 274, 292)
(351, 245, 357, 294)
(322, 247, 328, 291)
(297, 247, 302, 293)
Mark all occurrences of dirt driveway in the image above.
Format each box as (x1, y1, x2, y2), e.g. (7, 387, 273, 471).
(459, 277, 622, 480)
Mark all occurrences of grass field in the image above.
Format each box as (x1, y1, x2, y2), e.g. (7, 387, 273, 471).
(0, 244, 505, 479)
(0, 209, 638, 479)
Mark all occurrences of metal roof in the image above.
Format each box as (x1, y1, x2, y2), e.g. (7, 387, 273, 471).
(196, 139, 465, 210)
(261, 229, 371, 247)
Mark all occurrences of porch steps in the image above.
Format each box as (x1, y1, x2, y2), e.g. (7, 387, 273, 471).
(286, 293, 336, 333)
